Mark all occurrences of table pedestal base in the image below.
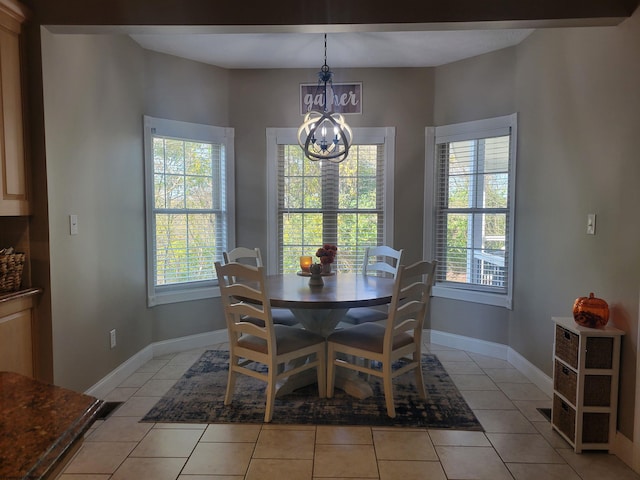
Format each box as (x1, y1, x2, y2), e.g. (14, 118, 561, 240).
(276, 308, 373, 399)
(276, 367, 373, 399)
(290, 308, 346, 337)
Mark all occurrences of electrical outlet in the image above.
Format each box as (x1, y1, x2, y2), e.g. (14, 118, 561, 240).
(110, 329, 117, 349)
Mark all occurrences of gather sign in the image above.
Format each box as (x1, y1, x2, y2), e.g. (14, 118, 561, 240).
(299, 82, 362, 115)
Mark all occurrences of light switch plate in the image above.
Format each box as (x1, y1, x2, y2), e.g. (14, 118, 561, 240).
(69, 214, 78, 235)
(587, 213, 596, 235)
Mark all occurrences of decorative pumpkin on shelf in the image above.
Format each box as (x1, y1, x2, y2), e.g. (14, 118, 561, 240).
(573, 292, 609, 328)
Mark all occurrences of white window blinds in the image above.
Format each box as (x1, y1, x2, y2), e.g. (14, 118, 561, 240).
(152, 137, 226, 286)
(267, 127, 395, 275)
(431, 114, 517, 307)
(144, 116, 235, 306)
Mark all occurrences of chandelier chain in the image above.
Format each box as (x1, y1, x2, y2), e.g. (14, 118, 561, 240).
(324, 33, 327, 66)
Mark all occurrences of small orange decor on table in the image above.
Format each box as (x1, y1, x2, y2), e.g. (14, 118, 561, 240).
(299, 256, 313, 273)
(573, 292, 609, 328)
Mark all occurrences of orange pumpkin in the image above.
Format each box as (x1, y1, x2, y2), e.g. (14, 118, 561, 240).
(573, 293, 609, 328)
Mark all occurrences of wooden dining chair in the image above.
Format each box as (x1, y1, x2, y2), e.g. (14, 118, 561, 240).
(326, 259, 437, 418)
(215, 261, 327, 422)
(223, 247, 299, 326)
(343, 245, 404, 325)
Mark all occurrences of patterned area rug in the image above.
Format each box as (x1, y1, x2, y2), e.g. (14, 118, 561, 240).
(141, 350, 482, 430)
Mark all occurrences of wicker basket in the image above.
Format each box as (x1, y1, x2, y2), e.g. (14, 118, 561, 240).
(0, 252, 25, 292)
(555, 325, 579, 368)
(585, 337, 613, 369)
(554, 360, 577, 403)
(553, 394, 576, 442)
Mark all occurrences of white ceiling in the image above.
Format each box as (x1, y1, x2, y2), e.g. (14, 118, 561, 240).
(129, 29, 534, 69)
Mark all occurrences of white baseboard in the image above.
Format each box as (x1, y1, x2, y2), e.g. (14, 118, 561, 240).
(152, 329, 228, 357)
(428, 329, 510, 360)
(427, 329, 552, 396)
(85, 344, 154, 399)
(85, 329, 228, 398)
(507, 348, 553, 397)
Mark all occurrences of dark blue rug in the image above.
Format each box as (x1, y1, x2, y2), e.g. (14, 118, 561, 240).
(142, 350, 482, 430)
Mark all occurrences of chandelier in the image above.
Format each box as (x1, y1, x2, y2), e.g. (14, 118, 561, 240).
(297, 34, 353, 163)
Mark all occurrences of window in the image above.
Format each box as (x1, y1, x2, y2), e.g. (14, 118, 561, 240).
(143, 116, 235, 306)
(266, 128, 395, 274)
(425, 114, 517, 308)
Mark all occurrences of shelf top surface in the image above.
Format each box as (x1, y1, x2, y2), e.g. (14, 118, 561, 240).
(552, 316, 625, 336)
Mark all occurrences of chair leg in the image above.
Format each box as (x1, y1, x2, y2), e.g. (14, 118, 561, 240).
(224, 356, 238, 405)
(316, 348, 327, 398)
(326, 343, 336, 398)
(382, 362, 396, 418)
(363, 358, 373, 381)
(414, 353, 427, 399)
(264, 366, 277, 423)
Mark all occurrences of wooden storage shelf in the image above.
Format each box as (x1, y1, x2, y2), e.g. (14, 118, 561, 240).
(551, 316, 624, 453)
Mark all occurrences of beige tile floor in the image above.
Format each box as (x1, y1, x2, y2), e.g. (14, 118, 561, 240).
(59, 341, 640, 480)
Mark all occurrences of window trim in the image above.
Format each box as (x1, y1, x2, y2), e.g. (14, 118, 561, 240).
(424, 113, 517, 309)
(266, 127, 395, 276)
(143, 115, 235, 307)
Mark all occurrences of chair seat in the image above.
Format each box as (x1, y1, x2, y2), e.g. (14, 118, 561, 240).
(238, 324, 325, 355)
(271, 308, 300, 326)
(241, 308, 299, 327)
(343, 307, 387, 325)
(327, 322, 413, 354)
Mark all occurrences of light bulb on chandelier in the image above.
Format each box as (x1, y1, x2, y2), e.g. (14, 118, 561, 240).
(297, 35, 353, 163)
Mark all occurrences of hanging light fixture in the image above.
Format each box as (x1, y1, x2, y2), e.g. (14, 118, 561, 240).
(298, 34, 353, 163)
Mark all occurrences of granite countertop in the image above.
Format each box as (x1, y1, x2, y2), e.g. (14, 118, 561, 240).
(0, 372, 103, 479)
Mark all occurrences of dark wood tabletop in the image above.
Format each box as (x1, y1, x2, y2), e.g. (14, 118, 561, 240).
(265, 273, 395, 310)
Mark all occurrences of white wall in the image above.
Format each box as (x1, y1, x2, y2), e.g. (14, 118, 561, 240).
(512, 13, 640, 437)
(433, 10, 640, 439)
(41, 32, 152, 390)
(40, 34, 233, 390)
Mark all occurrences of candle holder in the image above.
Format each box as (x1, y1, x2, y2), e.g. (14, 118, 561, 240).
(299, 255, 313, 273)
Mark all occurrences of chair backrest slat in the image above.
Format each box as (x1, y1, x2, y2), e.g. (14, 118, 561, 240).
(362, 245, 404, 278)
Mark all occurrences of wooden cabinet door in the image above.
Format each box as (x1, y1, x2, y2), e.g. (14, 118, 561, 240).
(0, 307, 33, 376)
(0, 2, 28, 215)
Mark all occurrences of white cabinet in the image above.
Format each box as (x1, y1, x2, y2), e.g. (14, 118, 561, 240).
(0, 0, 28, 216)
(551, 316, 624, 452)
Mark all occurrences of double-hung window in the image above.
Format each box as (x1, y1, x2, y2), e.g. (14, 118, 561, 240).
(425, 114, 517, 308)
(143, 116, 235, 306)
(266, 128, 395, 274)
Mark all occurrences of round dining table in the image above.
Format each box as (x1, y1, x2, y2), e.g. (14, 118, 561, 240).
(265, 272, 396, 398)
(266, 272, 395, 336)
